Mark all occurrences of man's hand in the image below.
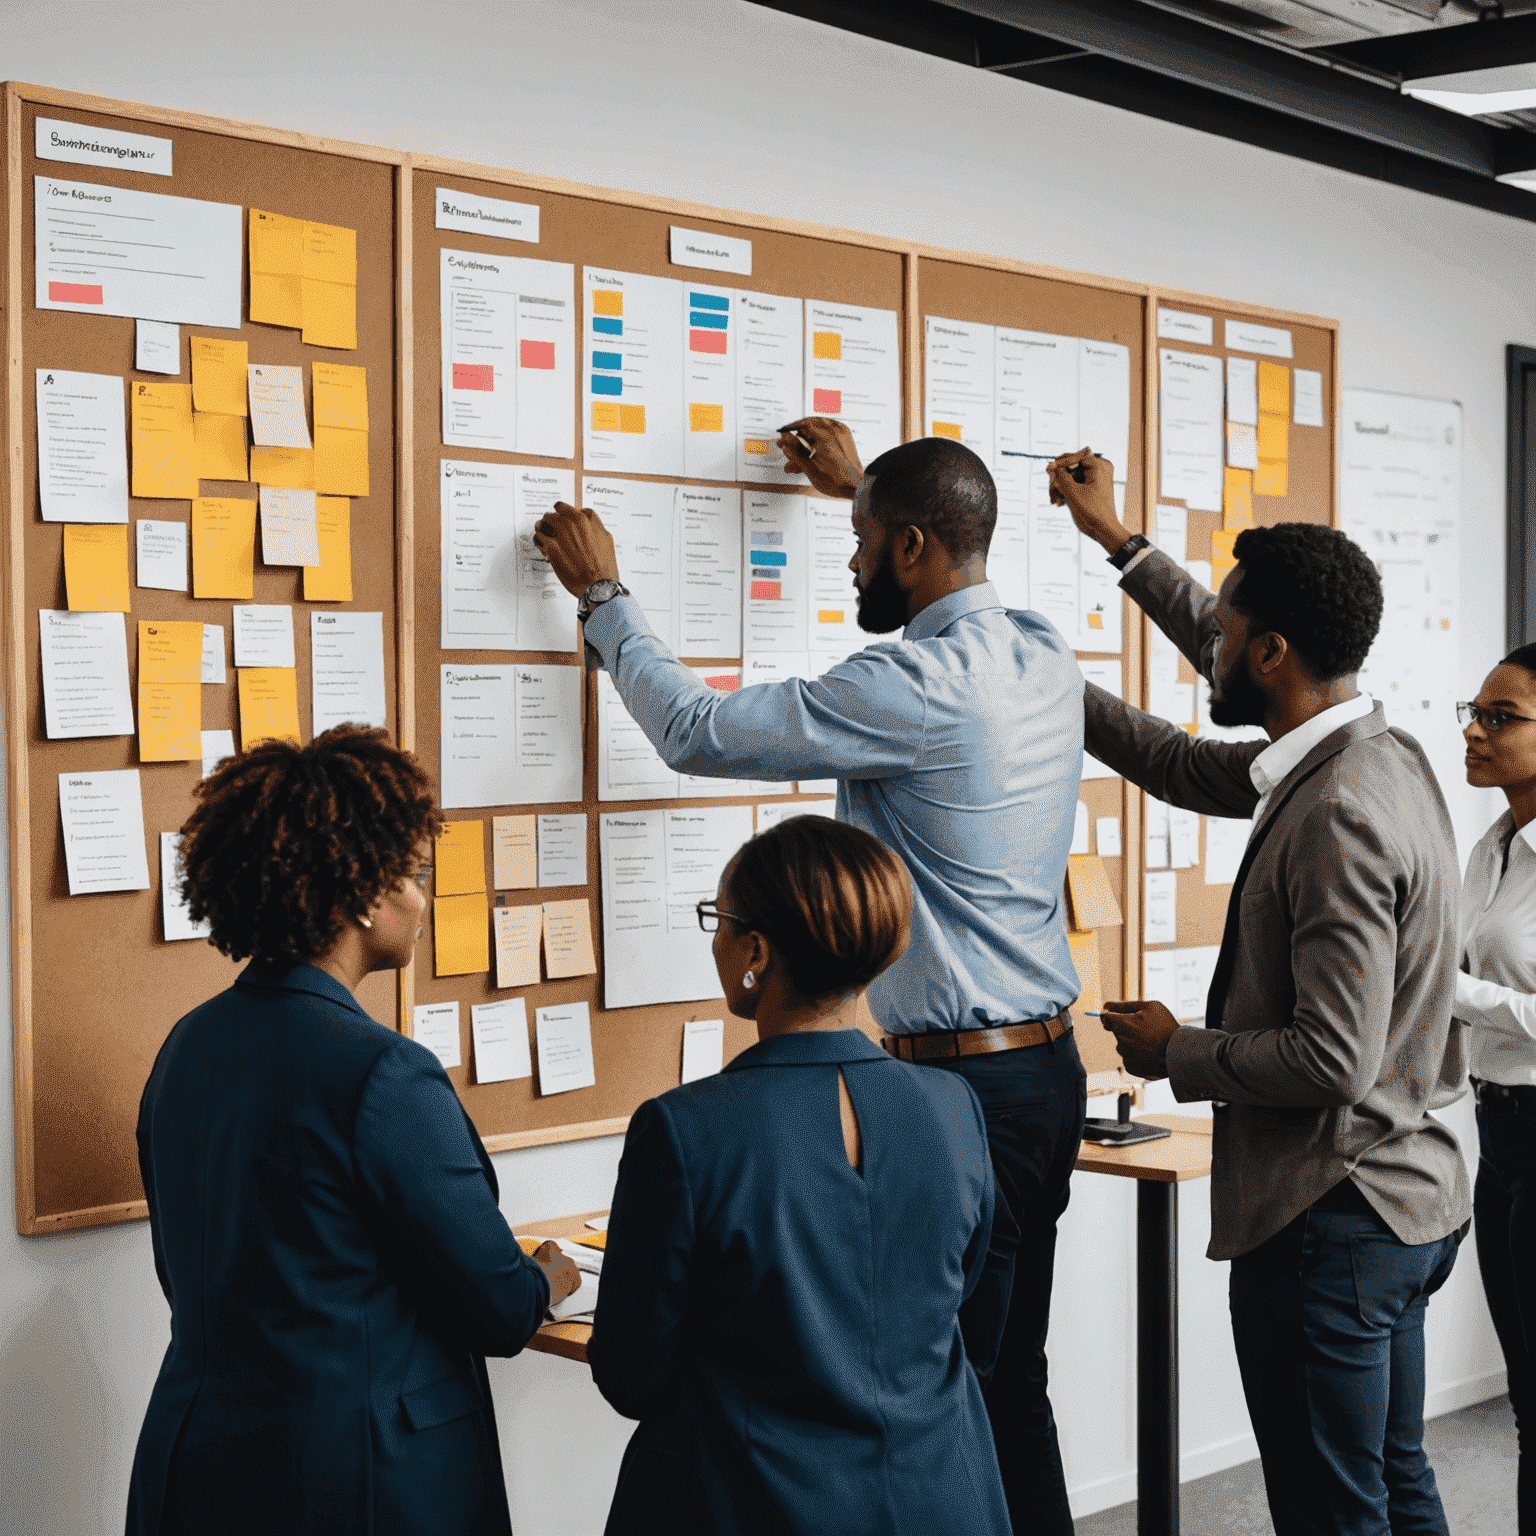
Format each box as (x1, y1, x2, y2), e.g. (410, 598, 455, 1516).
(1101, 998, 1180, 1081)
(531, 1239, 582, 1304)
(1047, 448, 1132, 555)
(532, 501, 622, 598)
(776, 417, 863, 500)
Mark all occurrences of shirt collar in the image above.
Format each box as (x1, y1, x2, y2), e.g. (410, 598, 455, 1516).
(902, 582, 1003, 643)
(1249, 693, 1376, 799)
(722, 1028, 888, 1072)
(235, 960, 371, 1017)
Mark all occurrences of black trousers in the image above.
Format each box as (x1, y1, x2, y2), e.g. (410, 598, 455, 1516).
(926, 1026, 1087, 1536)
(1475, 1095, 1536, 1536)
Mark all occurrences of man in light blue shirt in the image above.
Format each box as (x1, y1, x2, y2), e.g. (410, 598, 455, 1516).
(536, 420, 1086, 1536)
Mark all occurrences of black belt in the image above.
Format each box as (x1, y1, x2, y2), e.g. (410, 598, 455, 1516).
(882, 1011, 1072, 1062)
(1473, 1078, 1536, 1115)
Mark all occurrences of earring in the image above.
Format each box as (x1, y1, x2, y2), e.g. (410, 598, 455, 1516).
(357, 915, 373, 929)
(742, 971, 755, 989)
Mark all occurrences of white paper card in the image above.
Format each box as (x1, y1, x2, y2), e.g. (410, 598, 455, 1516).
(413, 1002, 461, 1071)
(670, 226, 752, 276)
(37, 118, 172, 175)
(1224, 318, 1293, 358)
(538, 814, 588, 887)
(135, 319, 180, 374)
(200, 624, 226, 684)
(440, 663, 583, 809)
(259, 486, 321, 566)
(200, 728, 235, 778)
(1153, 505, 1188, 563)
(1145, 797, 1171, 870)
(310, 611, 386, 732)
(136, 519, 187, 591)
(37, 369, 129, 524)
(1225, 356, 1258, 428)
(1071, 800, 1090, 855)
(247, 365, 310, 449)
(233, 605, 295, 668)
(1170, 807, 1201, 869)
(59, 769, 150, 894)
(1096, 817, 1122, 858)
(1144, 870, 1178, 945)
(1143, 949, 1179, 1014)
(536, 1001, 596, 1095)
(1079, 660, 1122, 782)
(1156, 308, 1213, 346)
(681, 1018, 726, 1083)
(160, 832, 210, 941)
(435, 187, 539, 243)
(1174, 944, 1222, 1023)
(1204, 816, 1250, 885)
(471, 998, 533, 1085)
(1294, 369, 1324, 428)
(39, 610, 133, 738)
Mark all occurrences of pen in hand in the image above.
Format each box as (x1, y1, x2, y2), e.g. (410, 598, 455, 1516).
(778, 424, 816, 461)
(1001, 450, 1089, 483)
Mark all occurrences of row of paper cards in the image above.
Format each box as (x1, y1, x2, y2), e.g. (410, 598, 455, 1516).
(1143, 814, 1250, 948)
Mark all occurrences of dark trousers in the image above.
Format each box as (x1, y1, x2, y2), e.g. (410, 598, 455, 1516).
(1475, 1096, 1536, 1536)
(929, 1026, 1086, 1536)
(1229, 1179, 1463, 1536)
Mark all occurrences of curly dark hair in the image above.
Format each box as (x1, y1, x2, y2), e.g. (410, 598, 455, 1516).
(178, 726, 443, 968)
(1229, 523, 1382, 682)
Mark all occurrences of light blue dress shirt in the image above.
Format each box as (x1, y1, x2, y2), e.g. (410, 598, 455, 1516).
(581, 582, 1085, 1035)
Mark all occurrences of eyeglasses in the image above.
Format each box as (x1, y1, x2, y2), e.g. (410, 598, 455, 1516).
(696, 900, 749, 934)
(1457, 703, 1536, 731)
(411, 867, 433, 890)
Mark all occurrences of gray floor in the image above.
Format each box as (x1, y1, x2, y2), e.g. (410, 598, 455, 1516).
(1076, 1395, 1518, 1534)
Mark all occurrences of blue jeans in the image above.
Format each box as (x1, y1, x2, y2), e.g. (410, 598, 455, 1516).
(1229, 1178, 1464, 1536)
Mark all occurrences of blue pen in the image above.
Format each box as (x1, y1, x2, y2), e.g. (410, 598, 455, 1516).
(1000, 449, 1089, 482)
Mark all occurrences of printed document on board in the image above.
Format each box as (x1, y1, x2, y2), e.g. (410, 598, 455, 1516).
(36, 369, 129, 524)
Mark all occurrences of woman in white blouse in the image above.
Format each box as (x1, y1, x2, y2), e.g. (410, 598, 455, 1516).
(1459, 647, 1536, 1535)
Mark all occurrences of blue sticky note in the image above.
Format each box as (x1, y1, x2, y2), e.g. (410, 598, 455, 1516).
(592, 316, 623, 336)
(688, 311, 728, 329)
(592, 351, 622, 371)
(689, 292, 729, 311)
(749, 549, 787, 566)
(591, 375, 623, 397)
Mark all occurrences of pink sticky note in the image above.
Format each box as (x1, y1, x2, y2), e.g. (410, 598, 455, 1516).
(703, 674, 740, 692)
(689, 330, 728, 356)
(452, 363, 495, 391)
(750, 580, 782, 600)
(519, 340, 556, 370)
(50, 282, 103, 304)
(813, 388, 842, 413)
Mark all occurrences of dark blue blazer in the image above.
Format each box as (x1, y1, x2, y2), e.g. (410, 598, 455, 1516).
(589, 1029, 1009, 1536)
(127, 963, 550, 1536)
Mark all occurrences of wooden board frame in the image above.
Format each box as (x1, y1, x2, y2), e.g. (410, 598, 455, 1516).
(3, 81, 1340, 1231)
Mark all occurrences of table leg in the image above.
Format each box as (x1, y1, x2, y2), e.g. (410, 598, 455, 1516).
(1137, 1180, 1179, 1536)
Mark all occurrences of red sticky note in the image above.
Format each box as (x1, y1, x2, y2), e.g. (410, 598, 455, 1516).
(690, 330, 727, 355)
(50, 282, 103, 304)
(703, 674, 740, 691)
(452, 363, 494, 391)
(813, 388, 842, 413)
(750, 580, 782, 600)
(519, 340, 556, 370)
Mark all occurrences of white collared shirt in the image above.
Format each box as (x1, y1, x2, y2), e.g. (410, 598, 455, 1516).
(1455, 809, 1536, 1087)
(1247, 692, 1376, 828)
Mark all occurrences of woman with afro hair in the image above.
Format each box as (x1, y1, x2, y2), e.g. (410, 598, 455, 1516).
(126, 726, 578, 1536)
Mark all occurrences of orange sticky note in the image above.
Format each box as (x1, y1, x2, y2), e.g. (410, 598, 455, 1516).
(131, 381, 197, 499)
(190, 336, 248, 416)
(1210, 530, 1238, 567)
(312, 362, 368, 431)
(436, 821, 486, 896)
(742, 437, 770, 456)
(931, 421, 962, 440)
(237, 667, 301, 749)
(1256, 412, 1288, 463)
(1211, 557, 1238, 590)
(812, 331, 842, 360)
(1257, 361, 1289, 417)
(1067, 930, 1103, 1018)
(249, 445, 316, 490)
(138, 619, 203, 683)
(435, 893, 490, 977)
(63, 524, 130, 612)
(303, 497, 352, 602)
(618, 405, 646, 434)
(592, 401, 620, 432)
(1223, 467, 1254, 532)
(1253, 458, 1288, 498)
(1065, 854, 1123, 931)
(591, 290, 623, 317)
(314, 426, 369, 496)
(688, 403, 724, 433)
(574, 1230, 607, 1252)
(301, 279, 357, 350)
(543, 899, 597, 979)
(249, 209, 305, 327)
(138, 681, 201, 761)
(494, 903, 543, 988)
(192, 497, 256, 599)
(492, 815, 537, 890)
(194, 412, 249, 481)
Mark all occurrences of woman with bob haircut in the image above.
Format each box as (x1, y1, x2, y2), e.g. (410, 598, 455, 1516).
(590, 815, 1009, 1535)
(127, 726, 578, 1536)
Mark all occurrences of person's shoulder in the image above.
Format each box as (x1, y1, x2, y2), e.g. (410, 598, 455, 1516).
(885, 1051, 986, 1128)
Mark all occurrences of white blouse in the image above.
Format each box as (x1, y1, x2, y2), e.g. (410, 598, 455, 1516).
(1455, 808, 1536, 1088)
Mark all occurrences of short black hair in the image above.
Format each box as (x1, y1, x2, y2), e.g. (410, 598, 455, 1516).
(862, 437, 997, 560)
(1228, 523, 1382, 682)
(1502, 642, 1536, 675)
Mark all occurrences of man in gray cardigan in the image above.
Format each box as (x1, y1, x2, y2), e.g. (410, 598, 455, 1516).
(1048, 450, 1470, 1536)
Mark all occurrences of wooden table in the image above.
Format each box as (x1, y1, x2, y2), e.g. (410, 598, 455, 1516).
(515, 1118, 1214, 1536)
(1077, 1113, 1214, 1536)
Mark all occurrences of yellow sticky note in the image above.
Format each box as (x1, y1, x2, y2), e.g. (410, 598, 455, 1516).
(194, 412, 249, 482)
(574, 1230, 607, 1252)
(301, 278, 358, 350)
(1211, 557, 1239, 589)
(1256, 412, 1288, 463)
(435, 894, 490, 977)
(436, 821, 486, 896)
(193, 497, 256, 599)
(1210, 530, 1238, 567)
(492, 815, 537, 891)
(190, 336, 248, 416)
(251, 272, 302, 329)
(138, 681, 201, 762)
(1223, 467, 1254, 531)
(1253, 457, 1288, 498)
(591, 290, 623, 317)
(813, 331, 842, 360)
(301, 221, 357, 286)
(494, 904, 543, 988)
(1257, 361, 1289, 418)
(742, 438, 770, 456)
(591, 401, 620, 432)
(515, 1235, 540, 1256)
(931, 421, 962, 440)
(688, 403, 724, 433)
(249, 209, 305, 327)
(314, 426, 369, 496)
(304, 497, 352, 602)
(543, 899, 597, 980)
(618, 405, 646, 434)
(138, 619, 203, 683)
(249, 445, 316, 490)
(1065, 854, 1123, 932)
(312, 363, 369, 431)
(237, 667, 301, 749)
(131, 381, 198, 499)
(1086, 612, 1104, 630)
(63, 524, 130, 612)
(817, 609, 845, 624)
(1067, 930, 1103, 1018)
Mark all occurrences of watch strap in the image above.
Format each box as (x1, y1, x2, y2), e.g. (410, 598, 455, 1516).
(1108, 533, 1151, 571)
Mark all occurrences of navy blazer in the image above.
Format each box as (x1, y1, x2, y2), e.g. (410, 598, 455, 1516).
(127, 963, 550, 1536)
(589, 1029, 1009, 1536)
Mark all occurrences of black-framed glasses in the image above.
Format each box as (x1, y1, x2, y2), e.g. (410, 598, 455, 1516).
(696, 900, 749, 934)
(1457, 702, 1536, 731)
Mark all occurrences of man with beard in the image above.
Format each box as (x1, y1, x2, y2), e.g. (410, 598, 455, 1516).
(534, 419, 1086, 1536)
(1049, 448, 1471, 1536)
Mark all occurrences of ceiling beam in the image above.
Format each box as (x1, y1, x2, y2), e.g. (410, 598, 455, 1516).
(1321, 13, 1536, 80)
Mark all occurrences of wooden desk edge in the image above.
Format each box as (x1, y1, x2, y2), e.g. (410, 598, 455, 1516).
(513, 1209, 607, 1364)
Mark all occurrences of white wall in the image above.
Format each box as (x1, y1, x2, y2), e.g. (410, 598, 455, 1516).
(3, 2, 1529, 1531)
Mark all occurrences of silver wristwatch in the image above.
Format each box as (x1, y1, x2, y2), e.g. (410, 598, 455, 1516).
(577, 578, 629, 622)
